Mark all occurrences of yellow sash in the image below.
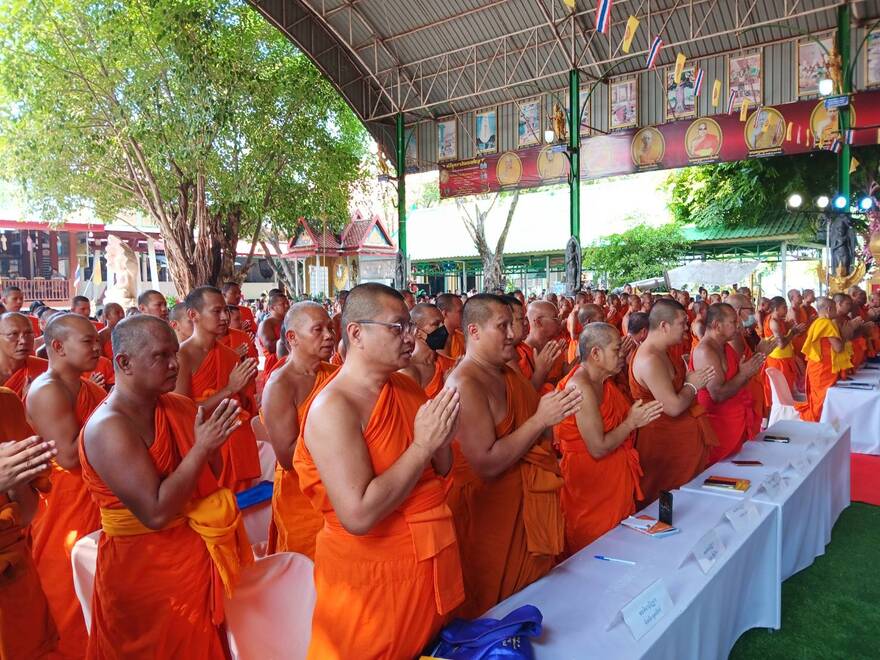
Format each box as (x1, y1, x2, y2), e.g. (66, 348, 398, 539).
(100, 488, 253, 598)
(800, 318, 853, 373)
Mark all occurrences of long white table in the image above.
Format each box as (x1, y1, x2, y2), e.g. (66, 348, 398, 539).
(484, 491, 781, 659)
(681, 420, 850, 579)
(820, 365, 880, 455)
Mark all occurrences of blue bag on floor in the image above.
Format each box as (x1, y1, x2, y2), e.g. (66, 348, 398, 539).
(430, 605, 542, 660)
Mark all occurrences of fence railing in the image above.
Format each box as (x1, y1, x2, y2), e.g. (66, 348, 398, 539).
(0, 278, 72, 302)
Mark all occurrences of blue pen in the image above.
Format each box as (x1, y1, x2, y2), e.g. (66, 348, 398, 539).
(594, 555, 636, 566)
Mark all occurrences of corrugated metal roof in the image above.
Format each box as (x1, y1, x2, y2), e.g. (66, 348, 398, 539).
(682, 211, 816, 242)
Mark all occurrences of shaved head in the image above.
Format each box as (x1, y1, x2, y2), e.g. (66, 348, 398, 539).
(577, 303, 604, 325)
(648, 298, 685, 330)
(578, 322, 619, 362)
(283, 301, 328, 335)
(706, 302, 735, 327)
(137, 290, 163, 307)
(526, 300, 557, 321)
(410, 303, 443, 328)
(436, 293, 462, 313)
(340, 283, 405, 349)
(43, 312, 95, 346)
(462, 293, 509, 330)
(168, 303, 188, 322)
(725, 293, 747, 311)
(627, 311, 649, 336)
(817, 297, 834, 314)
(184, 286, 223, 312)
(112, 314, 176, 360)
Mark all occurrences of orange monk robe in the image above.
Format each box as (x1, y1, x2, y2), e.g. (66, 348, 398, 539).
(265, 362, 337, 559)
(804, 304, 818, 323)
(329, 351, 344, 367)
(28, 314, 42, 338)
(84, 355, 115, 387)
(516, 342, 564, 393)
(741, 342, 768, 423)
(100, 336, 113, 361)
(447, 328, 466, 360)
(791, 305, 810, 354)
(3, 355, 48, 399)
(0, 388, 58, 659)
(567, 318, 583, 363)
(29, 378, 106, 660)
(294, 372, 464, 659)
(629, 350, 716, 506)
(763, 318, 798, 407)
(606, 308, 623, 332)
(80, 392, 248, 659)
(238, 305, 256, 331)
(851, 335, 868, 369)
(796, 319, 851, 422)
(424, 352, 458, 399)
(189, 343, 260, 492)
(219, 327, 259, 361)
(447, 367, 563, 619)
(553, 373, 642, 553)
(690, 345, 759, 464)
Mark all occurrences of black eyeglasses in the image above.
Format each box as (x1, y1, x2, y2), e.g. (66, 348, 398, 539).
(355, 320, 417, 336)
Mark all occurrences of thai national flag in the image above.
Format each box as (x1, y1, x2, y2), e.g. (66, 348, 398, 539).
(830, 138, 842, 153)
(595, 0, 613, 34)
(73, 264, 82, 288)
(726, 89, 738, 114)
(693, 68, 704, 96)
(844, 129, 854, 144)
(646, 36, 663, 69)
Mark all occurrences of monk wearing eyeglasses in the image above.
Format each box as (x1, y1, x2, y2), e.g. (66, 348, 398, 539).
(0, 312, 48, 399)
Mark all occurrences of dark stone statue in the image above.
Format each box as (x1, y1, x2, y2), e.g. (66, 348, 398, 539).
(828, 214, 856, 275)
(565, 236, 581, 296)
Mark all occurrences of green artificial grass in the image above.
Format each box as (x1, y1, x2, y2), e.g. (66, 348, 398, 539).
(729, 503, 880, 660)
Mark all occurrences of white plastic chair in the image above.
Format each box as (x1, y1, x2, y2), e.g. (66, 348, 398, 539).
(71, 530, 101, 634)
(225, 552, 316, 660)
(766, 367, 803, 426)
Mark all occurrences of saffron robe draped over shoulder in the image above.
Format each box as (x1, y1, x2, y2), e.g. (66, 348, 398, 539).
(690, 344, 758, 465)
(266, 361, 337, 559)
(796, 318, 850, 422)
(763, 318, 798, 407)
(294, 372, 464, 659)
(189, 343, 260, 492)
(553, 373, 642, 554)
(0, 387, 58, 659)
(447, 367, 563, 619)
(80, 392, 251, 660)
(219, 327, 259, 361)
(29, 378, 106, 659)
(628, 347, 716, 506)
(3, 355, 48, 399)
(447, 328, 466, 360)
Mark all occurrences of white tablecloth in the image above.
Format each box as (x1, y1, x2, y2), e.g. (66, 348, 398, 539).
(484, 491, 781, 659)
(820, 368, 880, 454)
(681, 420, 850, 579)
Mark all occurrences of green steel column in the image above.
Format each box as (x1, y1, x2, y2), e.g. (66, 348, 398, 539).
(396, 113, 407, 257)
(837, 3, 851, 200)
(568, 69, 580, 240)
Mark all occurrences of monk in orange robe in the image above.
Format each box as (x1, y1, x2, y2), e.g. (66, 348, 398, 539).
(80, 314, 251, 658)
(437, 292, 466, 359)
(219, 308, 259, 361)
(175, 287, 260, 493)
(25, 313, 107, 659)
(445, 294, 582, 618)
(554, 324, 661, 553)
(168, 302, 193, 344)
(96, 303, 124, 361)
(70, 296, 105, 330)
(222, 281, 256, 336)
(630, 299, 716, 505)
(400, 303, 457, 398)
(726, 294, 771, 424)
(803, 289, 819, 322)
(294, 283, 464, 658)
(0, 389, 59, 659)
(257, 291, 289, 374)
(690, 301, 707, 352)
(0, 312, 49, 399)
(567, 303, 604, 363)
(136, 289, 169, 321)
(796, 297, 852, 422)
(516, 300, 568, 393)
(787, 289, 811, 354)
(763, 296, 806, 407)
(262, 302, 337, 558)
(691, 304, 764, 464)
(1, 285, 42, 338)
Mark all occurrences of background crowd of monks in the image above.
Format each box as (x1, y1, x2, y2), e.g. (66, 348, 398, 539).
(0, 276, 876, 659)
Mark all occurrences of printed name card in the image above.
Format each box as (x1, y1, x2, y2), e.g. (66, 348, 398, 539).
(759, 471, 784, 499)
(725, 501, 761, 533)
(689, 528, 726, 574)
(789, 457, 810, 476)
(619, 579, 674, 641)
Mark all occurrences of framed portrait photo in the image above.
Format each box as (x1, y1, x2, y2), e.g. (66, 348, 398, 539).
(475, 108, 498, 155)
(437, 117, 457, 162)
(728, 51, 762, 110)
(610, 78, 638, 130)
(517, 98, 542, 148)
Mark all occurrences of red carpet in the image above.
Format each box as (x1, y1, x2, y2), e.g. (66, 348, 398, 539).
(851, 454, 880, 506)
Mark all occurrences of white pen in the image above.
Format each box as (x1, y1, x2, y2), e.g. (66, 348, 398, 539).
(594, 555, 636, 566)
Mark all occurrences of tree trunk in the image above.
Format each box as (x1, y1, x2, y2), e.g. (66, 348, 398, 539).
(456, 190, 520, 292)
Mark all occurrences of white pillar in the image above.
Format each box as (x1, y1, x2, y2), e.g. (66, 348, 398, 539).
(545, 255, 551, 291)
(780, 241, 788, 296)
(146, 237, 160, 290)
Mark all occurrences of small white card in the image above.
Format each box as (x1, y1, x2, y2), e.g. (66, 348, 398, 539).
(791, 457, 810, 476)
(725, 501, 760, 533)
(619, 579, 674, 641)
(759, 471, 784, 499)
(689, 528, 726, 574)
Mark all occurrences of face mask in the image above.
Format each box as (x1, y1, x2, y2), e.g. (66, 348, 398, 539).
(425, 325, 449, 351)
(742, 314, 757, 328)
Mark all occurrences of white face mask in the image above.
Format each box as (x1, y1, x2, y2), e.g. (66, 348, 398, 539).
(742, 314, 757, 328)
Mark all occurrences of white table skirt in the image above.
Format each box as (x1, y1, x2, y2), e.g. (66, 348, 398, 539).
(484, 491, 781, 659)
(681, 420, 850, 579)
(820, 374, 880, 455)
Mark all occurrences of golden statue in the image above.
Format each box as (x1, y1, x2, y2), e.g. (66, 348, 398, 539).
(817, 262, 866, 294)
(552, 103, 567, 144)
(376, 146, 392, 178)
(825, 41, 843, 95)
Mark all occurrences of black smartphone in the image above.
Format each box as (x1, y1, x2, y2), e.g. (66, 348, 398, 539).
(659, 490, 673, 525)
(763, 435, 790, 443)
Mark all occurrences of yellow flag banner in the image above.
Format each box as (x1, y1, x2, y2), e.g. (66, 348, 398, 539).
(621, 16, 639, 53)
(711, 80, 722, 107)
(739, 98, 751, 122)
(850, 158, 860, 174)
(673, 53, 687, 84)
(786, 121, 793, 141)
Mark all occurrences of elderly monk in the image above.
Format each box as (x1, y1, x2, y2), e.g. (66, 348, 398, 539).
(629, 299, 715, 505)
(219, 305, 259, 361)
(136, 289, 169, 321)
(0, 391, 59, 659)
(262, 302, 337, 558)
(26, 314, 107, 659)
(726, 294, 771, 424)
(568, 302, 605, 362)
(294, 283, 463, 658)
(437, 292, 466, 359)
(518, 300, 567, 392)
(257, 291, 289, 373)
(620, 295, 642, 337)
(691, 304, 764, 464)
(175, 287, 260, 492)
(690, 301, 708, 349)
(0, 312, 48, 399)
(554, 323, 662, 553)
(168, 303, 193, 344)
(96, 303, 124, 361)
(1, 284, 41, 337)
(796, 297, 852, 421)
(400, 303, 457, 398)
(445, 294, 582, 618)
(80, 315, 251, 658)
(840, 291, 871, 368)
(787, 288, 811, 353)
(763, 296, 806, 406)
(222, 281, 256, 335)
(802, 289, 819, 322)
(834, 293, 863, 370)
